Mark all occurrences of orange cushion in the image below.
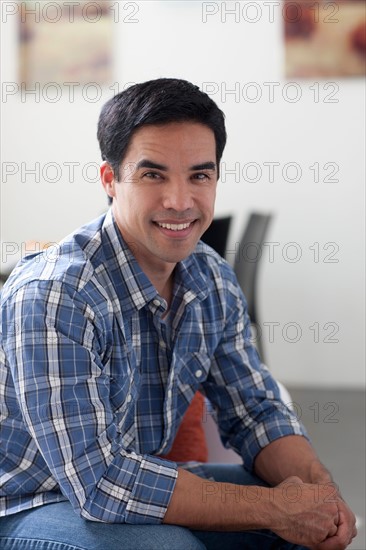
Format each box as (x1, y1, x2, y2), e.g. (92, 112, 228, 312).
(160, 391, 208, 462)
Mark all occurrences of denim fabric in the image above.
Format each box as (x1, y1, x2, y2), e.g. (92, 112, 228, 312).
(0, 464, 308, 550)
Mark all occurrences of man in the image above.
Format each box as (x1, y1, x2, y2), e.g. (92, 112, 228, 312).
(0, 78, 357, 550)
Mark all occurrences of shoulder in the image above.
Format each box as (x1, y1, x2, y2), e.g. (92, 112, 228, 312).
(1, 215, 106, 306)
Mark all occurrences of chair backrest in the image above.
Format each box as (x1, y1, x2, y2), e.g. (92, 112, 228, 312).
(200, 216, 232, 258)
(234, 213, 272, 360)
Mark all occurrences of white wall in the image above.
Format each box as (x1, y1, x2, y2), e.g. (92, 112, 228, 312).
(1, 1, 365, 387)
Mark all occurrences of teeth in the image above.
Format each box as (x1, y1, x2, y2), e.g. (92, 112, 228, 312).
(157, 222, 191, 231)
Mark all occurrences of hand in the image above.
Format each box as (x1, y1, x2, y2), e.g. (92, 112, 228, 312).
(310, 496, 357, 550)
(270, 476, 342, 548)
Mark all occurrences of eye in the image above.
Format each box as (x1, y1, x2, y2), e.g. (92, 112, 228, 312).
(142, 171, 163, 180)
(192, 172, 210, 181)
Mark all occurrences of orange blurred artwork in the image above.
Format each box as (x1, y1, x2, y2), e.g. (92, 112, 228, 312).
(284, 0, 366, 77)
(19, 1, 113, 85)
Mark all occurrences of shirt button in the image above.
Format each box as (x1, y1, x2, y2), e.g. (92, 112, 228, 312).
(126, 394, 132, 402)
(167, 389, 172, 399)
(153, 299, 160, 307)
(195, 369, 203, 378)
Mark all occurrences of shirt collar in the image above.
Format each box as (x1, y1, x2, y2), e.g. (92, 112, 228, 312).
(100, 209, 210, 317)
(101, 210, 158, 316)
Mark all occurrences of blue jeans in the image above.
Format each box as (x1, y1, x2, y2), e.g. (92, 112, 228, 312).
(0, 464, 308, 550)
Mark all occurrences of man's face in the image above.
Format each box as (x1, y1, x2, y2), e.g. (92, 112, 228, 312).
(101, 122, 218, 276)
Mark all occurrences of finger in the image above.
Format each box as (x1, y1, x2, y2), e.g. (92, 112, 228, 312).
(328, 523, 338, 537)
(312, 535, 340, 550)
(332, 511, 355, 547)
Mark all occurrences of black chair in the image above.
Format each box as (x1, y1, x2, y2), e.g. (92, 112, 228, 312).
(233, 213, 272, 362)
(200, 216, 232, 258)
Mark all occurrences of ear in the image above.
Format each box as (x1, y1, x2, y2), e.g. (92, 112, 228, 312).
(100, 161, 116, 198)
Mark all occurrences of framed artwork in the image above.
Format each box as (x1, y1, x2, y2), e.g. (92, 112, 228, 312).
(19, 1, 113, 85)
(284, 0, 366, 77)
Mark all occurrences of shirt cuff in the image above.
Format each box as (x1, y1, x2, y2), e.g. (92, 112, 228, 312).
(124, 455, 178, 524)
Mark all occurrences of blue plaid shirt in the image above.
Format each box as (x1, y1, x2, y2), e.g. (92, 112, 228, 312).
(0, 209, 306, 523)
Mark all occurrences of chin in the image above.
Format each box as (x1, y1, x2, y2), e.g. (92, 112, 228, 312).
(159, 247, 196, 264)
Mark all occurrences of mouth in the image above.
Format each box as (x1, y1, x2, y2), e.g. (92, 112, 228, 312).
(156, 221, 192, 232)
(153, 219, 197, 237)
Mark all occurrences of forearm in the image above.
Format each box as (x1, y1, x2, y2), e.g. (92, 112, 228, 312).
(163, 467, 353, 549)
(163, 467, 271, 531)
(254, 434, 333, 486)
(163, 437, 334, 531)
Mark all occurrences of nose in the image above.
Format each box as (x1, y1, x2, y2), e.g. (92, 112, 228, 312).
(162, 179, 194, 212)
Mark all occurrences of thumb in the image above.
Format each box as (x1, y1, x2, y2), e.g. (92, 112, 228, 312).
(279, 476, 304, 486)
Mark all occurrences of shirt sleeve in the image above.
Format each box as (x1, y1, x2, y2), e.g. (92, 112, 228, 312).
(201, 274, 309, 472)
(2, 279, 177, 523)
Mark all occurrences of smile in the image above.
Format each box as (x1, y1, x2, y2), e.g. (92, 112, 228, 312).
(156, 222, 192, 231)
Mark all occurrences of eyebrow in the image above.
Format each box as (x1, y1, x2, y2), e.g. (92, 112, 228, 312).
(190, 162, 216, 171)
(135, 159, 217, 172)
(136, 159, 167, 171)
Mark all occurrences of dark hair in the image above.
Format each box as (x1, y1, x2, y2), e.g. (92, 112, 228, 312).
(97, 78, 226, 200)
